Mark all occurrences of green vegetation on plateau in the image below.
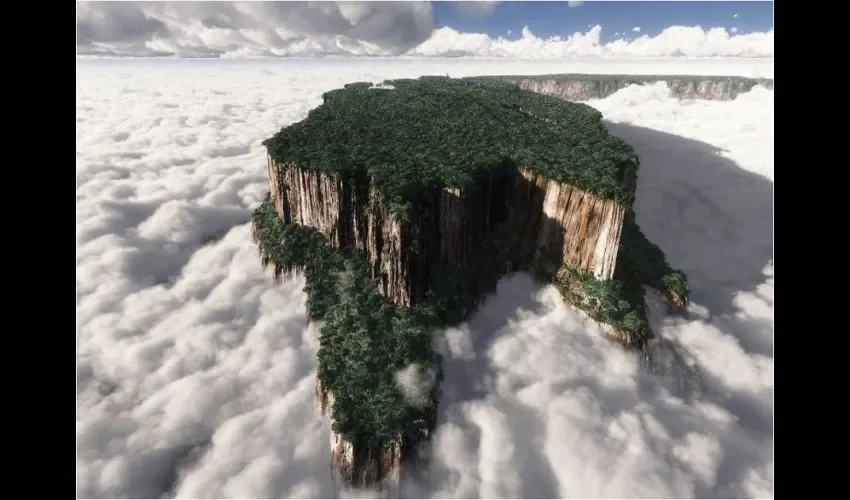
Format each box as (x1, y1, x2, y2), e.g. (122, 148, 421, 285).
(255, 76, 689, 458)
(263, 76, 641, 212)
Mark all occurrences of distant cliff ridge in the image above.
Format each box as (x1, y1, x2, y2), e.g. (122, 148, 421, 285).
(471, 74, 774, 101)
(252, 76, 689, 493)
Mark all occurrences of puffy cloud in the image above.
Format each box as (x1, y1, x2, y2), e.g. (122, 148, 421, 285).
(76, 2, 774, 58)
(76, 58, 773, 498)
(76, 1, 436, 57)
(731, 26, 739, 34)
(568, 1, 585, 7)
(411, 25, 774, 58)
(395, 363, 438, 409)
(633, 26, 642, 32)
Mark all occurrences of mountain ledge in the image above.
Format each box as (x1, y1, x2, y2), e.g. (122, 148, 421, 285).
(251, 76, 688, 494)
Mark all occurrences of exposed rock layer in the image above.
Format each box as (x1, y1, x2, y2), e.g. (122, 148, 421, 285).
(512, 168, 624, 281)
(493, 75, 774, 101)
(268, 158, 625, 308)
(273, 157, 410, 305)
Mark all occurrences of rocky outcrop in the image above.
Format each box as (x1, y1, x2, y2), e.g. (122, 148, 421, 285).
(272, 158, 410, 305)
(314, 379, 403, 495)
(488, 75, 774, 101)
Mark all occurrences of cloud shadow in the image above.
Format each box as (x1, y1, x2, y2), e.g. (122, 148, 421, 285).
(605, 121, 774, 317)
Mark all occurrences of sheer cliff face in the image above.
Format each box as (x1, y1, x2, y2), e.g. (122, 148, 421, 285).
(511, 168, 624, 281)
(511, 77, 773, 101)
(271, 157, 410, 305)
(267, 158, 625, 308)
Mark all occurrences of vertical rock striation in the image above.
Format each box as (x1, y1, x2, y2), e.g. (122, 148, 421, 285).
(267, 159, 626, 308)
(511, 168, 625, 281)
(271, 158, 410, 305)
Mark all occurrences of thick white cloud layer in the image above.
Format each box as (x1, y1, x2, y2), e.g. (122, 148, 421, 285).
(76, 58, 773, 498)
(412, 25, 773, 58)
(76, 1, 774, 58)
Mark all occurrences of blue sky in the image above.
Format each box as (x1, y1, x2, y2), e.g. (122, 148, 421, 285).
(432, 1, 774, 41)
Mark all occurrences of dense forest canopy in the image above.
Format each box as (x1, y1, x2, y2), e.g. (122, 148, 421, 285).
(263, 76, 641, 210)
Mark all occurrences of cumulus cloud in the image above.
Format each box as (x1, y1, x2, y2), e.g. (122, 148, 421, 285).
(731, 26, 739, 34)
(411, 24, 773, 58)
(76, 1, 436, 57)
(568, 1, 585, 7)
(76, 1, 774, 58)
(633, 26, 642, 32)
(77, 58, 773, 498)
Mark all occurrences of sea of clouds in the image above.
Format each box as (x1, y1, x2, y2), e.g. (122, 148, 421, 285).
(76, 58, 774, 498)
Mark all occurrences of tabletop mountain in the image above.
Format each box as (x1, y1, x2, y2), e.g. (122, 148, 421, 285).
(251, 76, 688, 494)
